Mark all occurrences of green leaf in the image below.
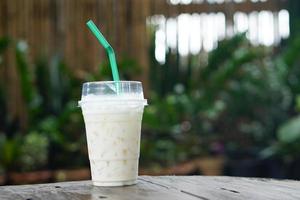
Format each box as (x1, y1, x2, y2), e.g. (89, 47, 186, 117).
(0, 135, 22, 171)
(296, 95, 300, 111)
(201, 33, 246, 81)
(278, 115, 300, 143)
(283, 36, 300, 67)
(15, 41, 35, 104)
(19, 131, 49, 171)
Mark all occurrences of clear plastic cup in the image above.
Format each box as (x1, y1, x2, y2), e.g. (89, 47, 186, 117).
(78, 81, 147, 186)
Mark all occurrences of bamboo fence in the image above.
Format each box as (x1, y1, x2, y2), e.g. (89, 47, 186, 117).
(0, 0, 286, 126)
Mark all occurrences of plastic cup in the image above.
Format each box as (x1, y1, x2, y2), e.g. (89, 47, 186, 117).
(78, 81, 147, 186)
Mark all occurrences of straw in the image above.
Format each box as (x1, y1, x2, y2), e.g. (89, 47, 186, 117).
(86, 20, 120, 83)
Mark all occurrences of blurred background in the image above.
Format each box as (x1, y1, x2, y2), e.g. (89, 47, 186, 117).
(1, 0, 300, 185)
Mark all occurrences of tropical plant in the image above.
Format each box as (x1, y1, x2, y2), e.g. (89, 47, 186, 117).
(0, 37, 143, 172)
(142, 33, 300, 167)
(0, 39, 88, 171)
(261, 36, 300, 160)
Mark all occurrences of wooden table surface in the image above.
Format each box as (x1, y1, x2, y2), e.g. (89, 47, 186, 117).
(1, 176, 300, 200)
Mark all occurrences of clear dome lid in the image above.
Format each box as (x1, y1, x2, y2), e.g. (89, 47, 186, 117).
(78, 81, 147, 106)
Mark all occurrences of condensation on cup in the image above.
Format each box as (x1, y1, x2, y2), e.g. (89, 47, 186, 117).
(78, 81, 147, 186)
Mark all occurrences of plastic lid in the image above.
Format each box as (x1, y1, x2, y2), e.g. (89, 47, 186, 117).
(78, 81, 147, 106)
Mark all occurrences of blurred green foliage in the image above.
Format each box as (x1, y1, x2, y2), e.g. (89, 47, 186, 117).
(141, 32, 300, 167)
(263, 37, 300, 160)
(0, 134, 22, 172)
(0, 39, 87, 172)
(0, 132, 49, 172)
(19, 132, 49, 172)
(1, 31, 300, 174)
(0, 38, 141, 173)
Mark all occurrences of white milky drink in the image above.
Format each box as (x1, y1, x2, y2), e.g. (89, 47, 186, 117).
(79, 81, 147, 186)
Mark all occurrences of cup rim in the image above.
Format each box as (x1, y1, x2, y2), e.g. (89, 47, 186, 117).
(83, 80, 142, 85)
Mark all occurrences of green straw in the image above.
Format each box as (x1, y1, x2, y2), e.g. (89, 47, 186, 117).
(86, 20, 120, 83)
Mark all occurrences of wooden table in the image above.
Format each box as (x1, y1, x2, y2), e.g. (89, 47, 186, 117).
(1, 176, 300, 200)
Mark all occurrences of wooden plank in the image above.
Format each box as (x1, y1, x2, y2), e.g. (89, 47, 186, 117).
(150, 0, 287, 17)
(142, 176, 300, 200)
(0, 176, 300, 200)
(129, 0, 150, 95)
(0, 178, 196, 200)
(6, 0, 20, 122)
(0, 0, 6, 81)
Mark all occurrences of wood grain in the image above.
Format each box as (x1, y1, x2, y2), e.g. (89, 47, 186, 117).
(0, 176, 299, 200)
(150, 0, 287, 17)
